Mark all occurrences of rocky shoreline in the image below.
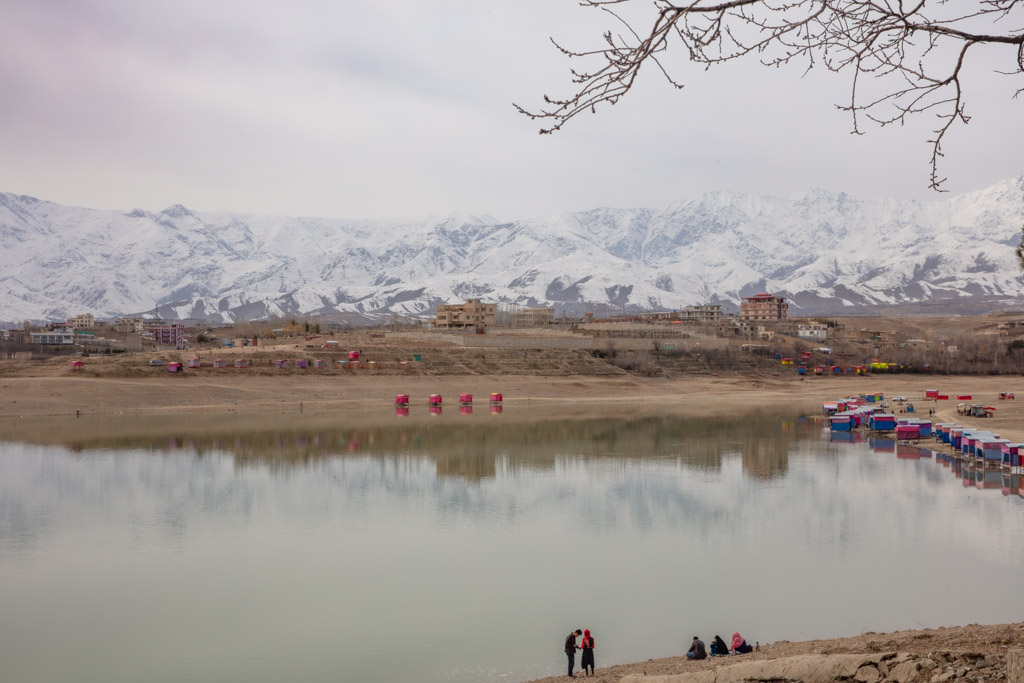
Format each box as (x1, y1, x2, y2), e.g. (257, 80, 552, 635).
(523, 623, 1024, 683)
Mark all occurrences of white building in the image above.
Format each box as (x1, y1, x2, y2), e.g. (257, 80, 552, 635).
(797, 323, 828, 341)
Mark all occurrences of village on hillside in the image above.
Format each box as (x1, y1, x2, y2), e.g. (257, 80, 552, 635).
(3, 294, 1024, 377)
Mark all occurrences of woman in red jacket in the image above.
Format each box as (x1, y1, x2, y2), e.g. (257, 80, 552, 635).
(580, 629, 595, 676)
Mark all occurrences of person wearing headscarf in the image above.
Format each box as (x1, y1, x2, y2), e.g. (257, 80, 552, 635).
(711, 635, 730, 656)
(731, 632, 752, 654)
(579, 629, 595, 676)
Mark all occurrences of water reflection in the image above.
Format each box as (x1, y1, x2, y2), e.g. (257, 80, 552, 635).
(0, 409, 814, 481)
(2, 413, 1022, 683)
(831, 432, 1023, 499)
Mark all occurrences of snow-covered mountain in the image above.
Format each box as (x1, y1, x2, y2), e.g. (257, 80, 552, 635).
(2, 177, 1023, 324)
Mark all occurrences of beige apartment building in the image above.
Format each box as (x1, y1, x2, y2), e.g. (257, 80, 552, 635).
(114, 317, 145, 333)
(678, 304, 724, 322)
(67, 313, 95, 329)
(510, 307, 555, 327)
(435, 299, 496, 329)
(740, 293, 788, 322)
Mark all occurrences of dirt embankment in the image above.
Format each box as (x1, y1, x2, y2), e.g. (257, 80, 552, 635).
(525, 622, 1024, 683)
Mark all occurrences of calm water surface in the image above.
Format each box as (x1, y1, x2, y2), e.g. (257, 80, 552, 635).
(1, 408, 1022, 683)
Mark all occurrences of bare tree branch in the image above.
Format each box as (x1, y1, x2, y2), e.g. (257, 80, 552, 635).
(515, 0, 1024, 191)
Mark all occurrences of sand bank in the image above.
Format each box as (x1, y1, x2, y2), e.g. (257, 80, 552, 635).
(524, 622, 1024, 683)
(0, 371, 1021, 442)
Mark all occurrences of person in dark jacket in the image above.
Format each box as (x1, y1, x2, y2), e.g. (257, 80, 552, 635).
(711, 635, 730, 656)
(686, 636, 707, 660)
(579, 629, 595, 676)
(565, 629, 582, 677)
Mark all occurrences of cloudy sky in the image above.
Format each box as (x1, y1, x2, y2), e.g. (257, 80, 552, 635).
(1, 1, 1021, 221)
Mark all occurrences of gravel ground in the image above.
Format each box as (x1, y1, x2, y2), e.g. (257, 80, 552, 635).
(524, 622, 1024, 683)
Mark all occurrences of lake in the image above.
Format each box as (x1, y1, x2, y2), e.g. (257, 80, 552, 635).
(1, 407, 1022, 683)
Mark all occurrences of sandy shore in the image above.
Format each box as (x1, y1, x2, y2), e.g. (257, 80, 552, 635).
(523, 622, 1024, 683)
(1, 369, 1022, 442)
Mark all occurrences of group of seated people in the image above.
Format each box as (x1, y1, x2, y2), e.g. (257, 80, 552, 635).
(685, 633, 754, 660)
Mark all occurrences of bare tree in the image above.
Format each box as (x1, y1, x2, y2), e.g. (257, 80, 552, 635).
(516, 0, 1024, 190)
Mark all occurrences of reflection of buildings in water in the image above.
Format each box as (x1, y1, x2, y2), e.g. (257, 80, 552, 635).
(871, 437, 896, 453)
(434, 452, 496, 480)
(32, 411, 824, 481)
(961, 466, 978, 488)
(740, 436, 790, 479)
(976, 469, 1002, 491)
(1001, 474, 1020, 497)
(896, 445, 933, 460)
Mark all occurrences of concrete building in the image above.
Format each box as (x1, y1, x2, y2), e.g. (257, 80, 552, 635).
(151, 324, 187, 348)
(679, 304, 724, 322)
(510, 307, 555, 327)
(114, 317, 145, 333)
(740, 293, 788, 322)
(796, 322, 828, 341)
(435, 299, 496, 330)
(67, 313, 95, 329)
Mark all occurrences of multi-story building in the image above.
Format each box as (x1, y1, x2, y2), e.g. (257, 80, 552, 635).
(740, 293, 788, 322)
(678, 304, 724, 322)
(114, 317, 145, 333)
(151, 324, 186, 348)
(510, 307, 555, 327)
(67, 313, 95, 329)
(796, 322, 828, 341)
(435, 299, 496, 329)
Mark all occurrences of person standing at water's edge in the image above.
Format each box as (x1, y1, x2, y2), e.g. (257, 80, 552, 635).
(580, 629, 595, 676)
(686, 636, 707, 660)
(565, 629, 582, 677)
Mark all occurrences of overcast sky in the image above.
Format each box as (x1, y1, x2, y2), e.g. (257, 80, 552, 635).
(1, 1, 1021, 221)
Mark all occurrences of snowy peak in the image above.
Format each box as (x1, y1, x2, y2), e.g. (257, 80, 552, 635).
(1, 178, 1023, 324)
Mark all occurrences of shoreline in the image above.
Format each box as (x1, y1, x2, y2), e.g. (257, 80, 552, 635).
(1, 370, 1022, 443)
(2, 363, 1021, 682)
(521, 621, 1024, 683)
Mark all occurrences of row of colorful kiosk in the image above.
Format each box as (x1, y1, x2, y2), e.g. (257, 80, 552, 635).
(156, 352, 398, 372)
(825, 393, 1022, 469)
(931, 424, 1022, 469)
(392, 392, 504, 417)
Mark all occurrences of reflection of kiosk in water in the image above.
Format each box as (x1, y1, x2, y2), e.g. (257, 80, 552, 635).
(962, 467, 979, 488)
(1001, 474, 1020, 497)
(830, 431, 857, 444)
(897, 445, 922, 459)
(871, 437, 895, 453)
(975, 469, 1003, 491)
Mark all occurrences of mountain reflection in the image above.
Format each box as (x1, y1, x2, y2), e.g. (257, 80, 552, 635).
(0, 409, 817, 480)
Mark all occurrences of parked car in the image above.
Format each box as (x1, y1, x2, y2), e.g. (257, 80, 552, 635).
(148, 359, 164, 366)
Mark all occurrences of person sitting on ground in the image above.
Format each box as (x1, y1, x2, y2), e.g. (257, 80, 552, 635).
(710, 635, 730, 656)
(686, 636, 707, 660)
(731, 632, 753, 654)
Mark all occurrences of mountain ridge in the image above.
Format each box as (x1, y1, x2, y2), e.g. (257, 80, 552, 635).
(1, 177, 1023, 324)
